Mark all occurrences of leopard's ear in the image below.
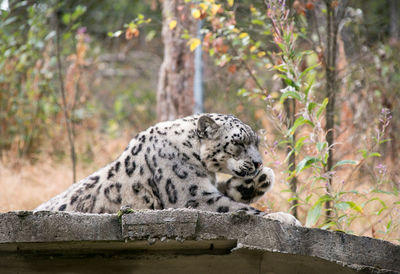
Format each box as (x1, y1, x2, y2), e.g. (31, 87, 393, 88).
(197, 115, 220, 139)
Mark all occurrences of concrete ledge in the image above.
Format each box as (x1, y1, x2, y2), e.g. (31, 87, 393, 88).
(0, 209, 399, 273)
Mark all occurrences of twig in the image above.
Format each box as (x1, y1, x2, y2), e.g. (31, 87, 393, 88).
(231, 47, 267, 94)
(54, 8, 77, 183)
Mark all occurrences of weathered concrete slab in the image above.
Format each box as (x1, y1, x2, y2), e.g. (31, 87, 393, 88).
(0, 209, 399, 274)
(0, 211, 121, 243)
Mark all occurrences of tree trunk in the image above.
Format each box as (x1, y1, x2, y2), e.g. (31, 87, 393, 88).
(389, 0, 399, 43)
(157, 0, 197, 121)
(324, 0, 338, 221)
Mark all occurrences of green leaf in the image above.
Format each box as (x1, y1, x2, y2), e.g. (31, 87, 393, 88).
(358, 149, 368, 159)
(251, 19, 264, 25)
(316, 142, 327, 152)
(304, 76, 315, 98)
(335, 202, 350, 211)
(288, 116, 314, 135)
(62, 13, 71, 25)
(306, 202, 322, 227)
(386, 220, 392, 232)
(332, 160, 357, 170)
(237, 88, 248, 96)
(280, 90, 301, 103)
(316, 98, 329, 119)
(305, 195, 331, 227)
(320, 221, 336, 230)
(145, 30, 157, 42)
(294, 135, 308, 151)
(368, 152, 381, 158)
(300, 63, 319, 80)
(273, 64, 288, 73)
(307, 102, 317, 114)
(345, 201, 363, 213)
(296, 156, 320, 174)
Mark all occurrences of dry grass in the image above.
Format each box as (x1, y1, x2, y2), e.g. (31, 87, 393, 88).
(0, 132, 132, 212)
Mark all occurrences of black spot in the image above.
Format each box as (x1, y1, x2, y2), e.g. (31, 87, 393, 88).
(182, 153, 190, 161)
(115, 161, 121, 172)
(115, 182, 122, 191)
(89, 196, 97, 212)
(139, 135, 146, 143)
(216, 195, 223, 202)
(132, 182, 142, 194)
(104, 186, 122, 204)
(84, 194, 91, 200)
(107, 167, 114, 180)
(195, 171, 207, 177)
(140, 166, 144, 175)
(131, 143, 142, 155)
(70, 195, 78, 205)
(217, 206, 229, 213)
(245, 179, 253, 184)
(148, 178, 163, 208)
(86, 176, 99, 189)
(158, 149, 167, 159)
(183, 140, 192, 148)
(145, 154, 154, 174)
(185, 200, 199, 208)
(58, 204, 67, 211)
(202, 191, 213, 196)
(124, 155, 136, 177)
(154, 168, 163, 182)
(172, 164, 188, 179)
(192, 153, 201, 162)
(152, 155, 158, 167)
(236, 185, 256, 201)
(206, 198, 214, 205)
(260, 182, 270, 188)
(189, 185, 198, 197)
(239, 207, 249, 211)
(143, 195, 150, 203)
(165, 179, 178, 204)
(258, 174, 267, 183)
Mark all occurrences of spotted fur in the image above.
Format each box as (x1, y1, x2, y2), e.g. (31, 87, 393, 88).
(35, 114, 300, 226)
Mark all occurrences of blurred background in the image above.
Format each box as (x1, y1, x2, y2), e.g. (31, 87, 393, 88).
(0, 0, 399, 243)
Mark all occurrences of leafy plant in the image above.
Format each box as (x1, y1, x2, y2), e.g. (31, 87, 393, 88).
(187, 0, 399, 243)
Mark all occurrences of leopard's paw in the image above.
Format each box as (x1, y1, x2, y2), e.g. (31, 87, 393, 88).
(264, 212, 302, 226)
(254, 166, 275, 193)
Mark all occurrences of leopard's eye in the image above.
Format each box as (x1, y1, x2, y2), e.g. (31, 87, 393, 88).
(232, 140, 241, 146)
(232, 140, 244, 155)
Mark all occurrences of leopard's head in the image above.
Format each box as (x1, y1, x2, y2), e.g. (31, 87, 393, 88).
(197, 114, 262, 178)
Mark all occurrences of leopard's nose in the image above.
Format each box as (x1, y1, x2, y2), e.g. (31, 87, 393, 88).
(253, 161, 262, 169)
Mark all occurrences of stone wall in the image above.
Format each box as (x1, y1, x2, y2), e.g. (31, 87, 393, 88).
(0, 209, 399, 273)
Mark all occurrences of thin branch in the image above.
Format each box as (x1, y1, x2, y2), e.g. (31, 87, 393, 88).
(54, 8, 77, 183)
(231, 47, 267, 94)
